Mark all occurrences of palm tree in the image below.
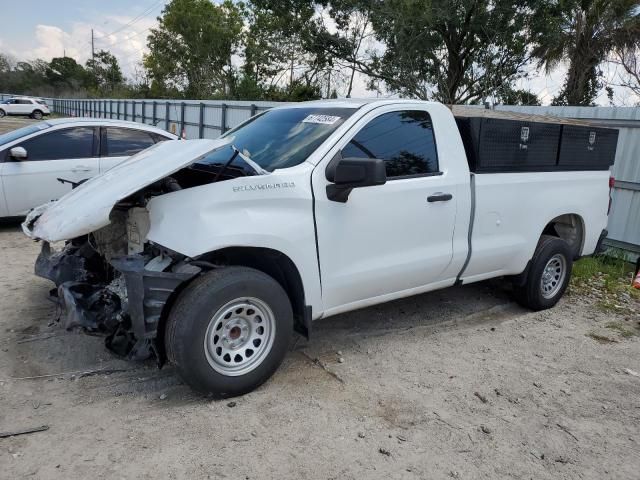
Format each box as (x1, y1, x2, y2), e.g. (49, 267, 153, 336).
(533, 0, 640, 105)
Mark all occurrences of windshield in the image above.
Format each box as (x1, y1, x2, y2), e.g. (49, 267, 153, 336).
(192, 107, 355, 173)
(0, 123, 51, 147)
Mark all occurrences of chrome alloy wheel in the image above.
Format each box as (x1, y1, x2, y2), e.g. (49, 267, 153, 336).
(204, 297, 276, 376)
(540, 253, 567, 299)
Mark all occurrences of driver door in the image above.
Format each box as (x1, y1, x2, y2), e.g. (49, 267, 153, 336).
(312, 105, 461, 313)
(0, 127, 99, 216)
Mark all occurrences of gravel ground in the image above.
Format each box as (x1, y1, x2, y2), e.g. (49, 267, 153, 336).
(0, 222, 639, 480)
(1, 117, 640, 479)
(0, 116, 40, 131)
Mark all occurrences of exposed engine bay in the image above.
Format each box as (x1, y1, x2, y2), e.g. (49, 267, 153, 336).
(30, 150, 263, 363)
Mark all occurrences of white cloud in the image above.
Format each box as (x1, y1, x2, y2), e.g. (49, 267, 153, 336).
(4, 14, 160, 79)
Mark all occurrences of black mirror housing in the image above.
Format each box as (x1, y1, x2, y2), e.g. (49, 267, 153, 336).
(326, 156, 387, 202)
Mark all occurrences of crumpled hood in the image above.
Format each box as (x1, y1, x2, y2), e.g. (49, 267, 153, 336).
(24, 138, 230, 242)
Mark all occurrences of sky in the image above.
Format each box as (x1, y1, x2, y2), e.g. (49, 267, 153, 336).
(0, 0, 166, 79)
(0, 0, 636, 105)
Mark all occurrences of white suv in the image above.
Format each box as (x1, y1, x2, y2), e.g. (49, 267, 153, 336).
(0, 97, 50, 120)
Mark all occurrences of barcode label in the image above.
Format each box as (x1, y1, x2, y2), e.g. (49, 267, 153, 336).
(302, 114, 341, 125)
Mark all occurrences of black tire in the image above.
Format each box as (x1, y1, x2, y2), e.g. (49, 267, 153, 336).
(31, 110, 43, 120)
(166, 266, 293, 397)
(513, 235, 573, 311)
(0, 109, 5, 118)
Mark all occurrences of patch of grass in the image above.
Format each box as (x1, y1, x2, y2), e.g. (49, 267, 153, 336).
(571, 253, 640, 313)
(605, 321, 640, 338)
(586, 332, 619, 344)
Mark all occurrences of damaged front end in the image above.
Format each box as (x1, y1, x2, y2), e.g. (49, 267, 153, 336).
(24, 139, 264, 363)
(34, 210, 202, 362)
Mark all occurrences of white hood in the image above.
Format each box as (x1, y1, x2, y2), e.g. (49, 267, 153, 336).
(25, 138, 230, 242)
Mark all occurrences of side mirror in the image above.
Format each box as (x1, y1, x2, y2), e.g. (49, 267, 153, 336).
(325, 155, 386, 202)
(9, 146, 27, 160)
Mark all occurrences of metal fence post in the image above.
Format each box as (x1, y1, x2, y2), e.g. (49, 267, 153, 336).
(142, 101, 146, 124)
(165, 101, 170, 131)
(152, 101, 157, 125)
(199, 102, 205, 138)
(180, 102, 186, 137)
(250, 104, 257, 117)
(221, 103, 227, 134)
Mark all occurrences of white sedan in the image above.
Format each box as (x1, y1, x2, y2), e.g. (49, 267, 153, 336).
(0, 118, 178, 218)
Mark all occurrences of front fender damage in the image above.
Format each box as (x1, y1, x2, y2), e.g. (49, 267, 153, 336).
(36, 240, 201, 363)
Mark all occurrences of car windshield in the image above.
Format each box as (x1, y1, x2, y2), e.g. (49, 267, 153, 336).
(0, 123, 51, 147)
(192, 107, 355, 173)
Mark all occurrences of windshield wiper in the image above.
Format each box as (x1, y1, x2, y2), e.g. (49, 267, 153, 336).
(209, 144, 269, 182)
(230, 145, 268, 175)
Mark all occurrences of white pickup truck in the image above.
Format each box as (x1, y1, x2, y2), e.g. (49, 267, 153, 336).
(23, 99, 615, 397)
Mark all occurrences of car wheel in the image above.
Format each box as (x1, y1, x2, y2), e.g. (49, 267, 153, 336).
(31, 110, 43, 120)
(166, 266, 293, 397)
(0, 109, 5, 118)
(513, 235, 573, 311)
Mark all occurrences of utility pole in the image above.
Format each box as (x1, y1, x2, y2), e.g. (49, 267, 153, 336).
(91, 29, 95, 61)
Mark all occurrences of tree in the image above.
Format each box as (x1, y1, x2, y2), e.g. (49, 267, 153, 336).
(85, 50, 124, 92)
(533, 0, 640, 106)
(313, 0, 540, 103)
(307, 1, 375, 97)
(495, 86, 542, 105)
(144, 0, 244, 98)
(242, 1, 332, 96)
(0, 53, 11, 73)
(46, 57, 86, 90)
(614, 47, 640, 99)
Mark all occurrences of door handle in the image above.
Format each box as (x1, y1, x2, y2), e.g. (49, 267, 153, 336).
(71, 166, 91, 173)
(427, 192, 453, 203)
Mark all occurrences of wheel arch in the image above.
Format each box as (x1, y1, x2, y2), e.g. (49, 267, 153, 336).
(198, 247, 308, 336)
(511, 213, 585, 287)
(540, 213, 585, 260)
(156, 246, 309, 364)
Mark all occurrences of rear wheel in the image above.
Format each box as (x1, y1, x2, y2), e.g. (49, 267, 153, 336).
(31, 110, 43, 120)
(0, 109, 5, 118)
(166, 266, 293, 397)
(513, 235, 573, 310)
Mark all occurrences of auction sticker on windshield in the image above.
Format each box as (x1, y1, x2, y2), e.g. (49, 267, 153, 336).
(302, 114, 341, 125)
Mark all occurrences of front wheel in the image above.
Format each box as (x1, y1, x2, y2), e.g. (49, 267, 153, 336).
(0, 109, 5, 118)
(166, 266, 293, 397)
(513, 235, 573, 310)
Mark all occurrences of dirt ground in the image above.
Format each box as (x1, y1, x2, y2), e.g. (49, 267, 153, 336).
(1, 117, 640, 479)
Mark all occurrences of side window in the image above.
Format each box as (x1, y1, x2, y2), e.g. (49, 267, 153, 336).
(150, 132, 172, 144)
(17, 99, 32, 104)
(341, 110, 439, 178)
(19, 127, 95, 161)
(104, 128, 155, 157)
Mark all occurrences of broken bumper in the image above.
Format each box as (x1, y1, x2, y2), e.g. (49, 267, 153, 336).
(35, 243, 199, 360)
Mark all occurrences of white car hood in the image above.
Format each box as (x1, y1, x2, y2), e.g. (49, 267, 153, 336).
(25, 138, 231, 242)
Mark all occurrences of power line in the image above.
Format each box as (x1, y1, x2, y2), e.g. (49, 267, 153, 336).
(100, 27, 152, 50)
(94, 0, 164, 40)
